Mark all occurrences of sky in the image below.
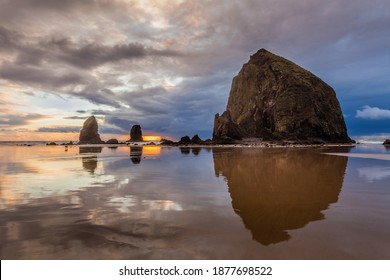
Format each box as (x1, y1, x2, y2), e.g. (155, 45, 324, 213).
(0, 0, 389, 141)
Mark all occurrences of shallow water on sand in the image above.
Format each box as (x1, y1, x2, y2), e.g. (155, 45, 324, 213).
(0, 144, 389, 259)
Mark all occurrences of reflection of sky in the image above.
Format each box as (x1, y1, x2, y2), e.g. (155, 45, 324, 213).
(0, 145, 227, 212)
(347, 144, 390, 155)
(1, 145, 390, 259)
(358, 166, 390, 183)
(0, 146, 116, 206)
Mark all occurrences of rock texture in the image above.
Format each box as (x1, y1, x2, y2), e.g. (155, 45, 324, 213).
(130, 125, 143, 141)
(213, 49, 352, 143)
(383, 139, 390, 145)
(79, 116, 104, 144)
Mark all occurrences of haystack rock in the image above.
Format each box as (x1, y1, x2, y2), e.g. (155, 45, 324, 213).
(130, 125, 143, 141)
(213, 49, 352, 143)
(79, 116, 104, 144)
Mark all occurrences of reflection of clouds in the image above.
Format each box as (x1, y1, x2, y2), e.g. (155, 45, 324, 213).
(0, 146, 115, 207)
(358, 166, 390, 183)
(143, 200, 183, 211)
(108, 196, 183, 214)
(0, 145, 236, 259)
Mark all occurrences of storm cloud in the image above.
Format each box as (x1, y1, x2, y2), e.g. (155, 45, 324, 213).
(0, 0, 389, 139)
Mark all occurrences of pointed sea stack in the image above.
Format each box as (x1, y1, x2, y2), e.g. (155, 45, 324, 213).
(130, 125, 143, 142)
(79, 116, 104, 144)
(213, 49, 352, 143)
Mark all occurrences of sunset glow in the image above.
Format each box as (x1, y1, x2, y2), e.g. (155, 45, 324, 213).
(142, 135, 162, 141)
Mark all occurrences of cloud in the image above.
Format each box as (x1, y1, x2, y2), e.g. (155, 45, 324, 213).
(356, 105, 390, 120)
(36, 126, 81, 133)
(0, 113, 46, 126)
(64, 116, 87, 120)
(0, 0, 389, 139)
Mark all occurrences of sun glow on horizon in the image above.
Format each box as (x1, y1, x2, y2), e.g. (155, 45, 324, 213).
(142, 135, 162, 141)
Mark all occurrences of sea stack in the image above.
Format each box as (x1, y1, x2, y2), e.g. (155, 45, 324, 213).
(130, 125, 143, 142)
(79, 116, 104, 144)
(213, 49, 352, 143)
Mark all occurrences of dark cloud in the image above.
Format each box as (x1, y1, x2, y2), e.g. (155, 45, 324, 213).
(0, 26, 21, 49)
(99, 126, 127, 135)
(90, 110, 109, 116)
(104, 116, 133, 133)
(64, 116, 87, 120)
(36, 126, 81, 133)
(0, 0, 389, 138)
(45, 38, 181, 69)
(0, 113, 45, 126)
(0, 63, 84, 87)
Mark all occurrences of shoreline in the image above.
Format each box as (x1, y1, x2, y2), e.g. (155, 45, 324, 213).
(0, 141, 358, 149)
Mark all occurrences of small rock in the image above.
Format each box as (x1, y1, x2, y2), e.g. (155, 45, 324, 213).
(106, 138, 119, 144)
(79, 116, 104, 144)
(130, 125, 143, 142)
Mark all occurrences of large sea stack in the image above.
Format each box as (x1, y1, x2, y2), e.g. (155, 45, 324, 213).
(79, 116, 104, 144)
(213, 49, 352, 143)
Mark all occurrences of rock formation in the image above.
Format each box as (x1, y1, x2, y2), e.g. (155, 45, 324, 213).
(213, 49, 352, 143)
(130, 125, 143, 142)
(106, 138, 119, 144)
(79, 116, 104, 144)
(383, 139, 390, 145)
(178, 135, 191, 144)
(191, 134, 203, 144)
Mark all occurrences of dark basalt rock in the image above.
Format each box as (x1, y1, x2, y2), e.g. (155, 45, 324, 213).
(79, 116, 104, 144)
(383, 139, 390, 145)
(191, 134, 203, 144)
(213, 49, 352, 143)
(106, 138, 119, 144)
(161, 135, 211, 146)
(130, 125, 143, 142)
(178, 135, 191, 144)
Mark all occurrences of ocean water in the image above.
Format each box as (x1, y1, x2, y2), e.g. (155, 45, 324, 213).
(0, 144, 389, 259)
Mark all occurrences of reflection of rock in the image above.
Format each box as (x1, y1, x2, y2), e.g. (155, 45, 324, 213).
(130, 146, 142, 164)
(180, 147, 202, 155)
(79, 116, 104, 144)
(192, 147, 201, 155)
(130, 125, 143, 142)
(213, 148, 347, 245)
(180, 147, 191, 155)
(79, 147, 102, 173)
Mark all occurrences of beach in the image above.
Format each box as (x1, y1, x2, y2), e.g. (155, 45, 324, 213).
(0, 143, 389, 259)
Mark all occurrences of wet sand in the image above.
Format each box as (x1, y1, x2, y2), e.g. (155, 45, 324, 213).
(1, 144, 389, 259)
